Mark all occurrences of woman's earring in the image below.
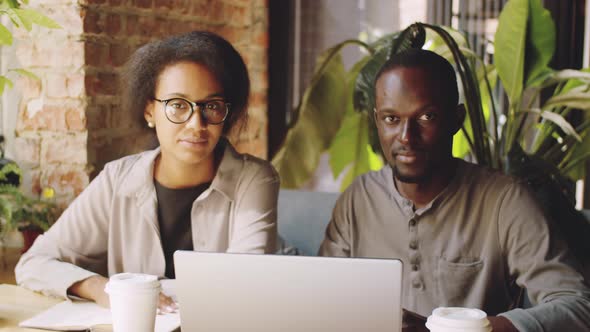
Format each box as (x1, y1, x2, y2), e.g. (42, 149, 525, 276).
(147, 122, 155, 128)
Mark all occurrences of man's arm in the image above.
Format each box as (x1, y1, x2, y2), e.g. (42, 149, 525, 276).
(497, 183, 590, 331)
(318, 191, 353, 257)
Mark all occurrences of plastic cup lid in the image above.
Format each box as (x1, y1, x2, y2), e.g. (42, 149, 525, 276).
(428, 307, 490, 329)
(104, 273, 161, 293)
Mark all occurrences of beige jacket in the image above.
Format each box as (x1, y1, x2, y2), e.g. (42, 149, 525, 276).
(15, 142, 279, 299)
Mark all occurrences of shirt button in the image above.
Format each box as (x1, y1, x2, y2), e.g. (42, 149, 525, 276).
(412, 279, 422, 288)
(409, 219, 416, 227)
(411, 264, 419, 271)
(409, 241, 418, 250)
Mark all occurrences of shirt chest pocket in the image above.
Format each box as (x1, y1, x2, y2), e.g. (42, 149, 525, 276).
(436, 256, 484, 306)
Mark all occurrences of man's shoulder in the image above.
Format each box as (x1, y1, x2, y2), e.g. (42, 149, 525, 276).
(458, 159, 522, 191)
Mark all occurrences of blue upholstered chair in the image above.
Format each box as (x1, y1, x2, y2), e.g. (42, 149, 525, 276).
(277, 189, 339, 256)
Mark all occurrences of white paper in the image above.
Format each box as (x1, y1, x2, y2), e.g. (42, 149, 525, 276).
(19, 298, 180, 331)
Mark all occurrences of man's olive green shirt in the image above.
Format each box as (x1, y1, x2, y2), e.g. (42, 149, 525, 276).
(320, 159, 590, 331)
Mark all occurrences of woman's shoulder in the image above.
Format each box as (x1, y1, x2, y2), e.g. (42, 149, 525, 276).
(103, 149, 158, 171)
(100, 149, 159, 187)
(223, 142, 279, 181)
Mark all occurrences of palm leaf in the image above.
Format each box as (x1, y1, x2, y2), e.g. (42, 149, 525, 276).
(272, 40, 371, 188)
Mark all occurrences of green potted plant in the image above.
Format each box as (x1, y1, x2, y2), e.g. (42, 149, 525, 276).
(0, 184, 59, 252)
(0, 135, 59, 253)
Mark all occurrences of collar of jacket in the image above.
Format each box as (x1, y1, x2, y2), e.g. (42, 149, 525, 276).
(117, 138, 244, 202)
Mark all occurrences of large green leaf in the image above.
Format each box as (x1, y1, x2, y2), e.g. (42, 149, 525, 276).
(495, 0, 528, 107)
(542, 87, 590, 111)
(561, 120, 590, 180)
(329, 55, 371, 175)
(9, 68, 39, 80)
(272, 41, 367, 188)
(329, 110, 382, 192)
(352, 34, 398, 113)
(13, 8, 61, 31)
(524, 0, 556, 87)
(520, 108, 581, 141)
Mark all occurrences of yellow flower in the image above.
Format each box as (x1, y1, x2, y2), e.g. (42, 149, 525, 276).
(42, 187, 55, 199)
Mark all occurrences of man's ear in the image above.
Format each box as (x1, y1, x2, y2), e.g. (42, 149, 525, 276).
(452, 104, 466, 135)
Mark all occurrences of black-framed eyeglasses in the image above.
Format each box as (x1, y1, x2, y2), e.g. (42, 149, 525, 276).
(153, 97, 230, 125)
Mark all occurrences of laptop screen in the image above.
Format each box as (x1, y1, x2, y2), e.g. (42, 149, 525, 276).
(174, 251, 402, 332)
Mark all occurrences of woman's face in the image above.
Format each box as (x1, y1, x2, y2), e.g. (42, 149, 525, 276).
(144, 61, 225, 168)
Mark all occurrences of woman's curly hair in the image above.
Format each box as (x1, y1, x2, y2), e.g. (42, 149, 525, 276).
(120, 31, 250, 135)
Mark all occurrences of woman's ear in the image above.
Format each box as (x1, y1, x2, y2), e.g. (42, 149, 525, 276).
(144, 101, 155, 127)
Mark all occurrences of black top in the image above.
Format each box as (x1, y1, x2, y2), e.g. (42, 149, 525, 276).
(154, 180, 211, 278)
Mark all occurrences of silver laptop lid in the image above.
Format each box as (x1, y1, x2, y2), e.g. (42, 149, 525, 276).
(174, 251, 403, 332)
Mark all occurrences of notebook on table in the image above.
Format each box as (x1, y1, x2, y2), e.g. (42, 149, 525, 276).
(18, 279, 180, 332)
(174, 251, 403, 332)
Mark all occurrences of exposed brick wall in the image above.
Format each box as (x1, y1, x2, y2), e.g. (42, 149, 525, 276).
(13, 0, 269, 205)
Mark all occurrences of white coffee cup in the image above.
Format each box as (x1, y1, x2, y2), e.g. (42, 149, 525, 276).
(104, 273, 161, 332)
(426, 307, 492, 332)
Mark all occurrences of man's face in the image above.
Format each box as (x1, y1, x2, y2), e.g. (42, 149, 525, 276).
(374, 66, 459, 183)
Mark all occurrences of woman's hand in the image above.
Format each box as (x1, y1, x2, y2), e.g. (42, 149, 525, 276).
(69, 275, 178, 314)
(68, 275, 110, 307)
(158, 293, 178, 314)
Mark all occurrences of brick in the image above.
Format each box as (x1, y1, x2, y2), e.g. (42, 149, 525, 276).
(85, 41, 109, 67)
(190, 0, 209, 17)
(109, 42, 131, 67)
(19, 101, 67, 132)
(17, 76, 42, 101)
(110, 102, 140, 130)
(105, 13, 122, 35)
(214, 26, 250, 45)
(253, 29, 268, 48)
(249, 69, 268, 92)
(15, 41, 35, 68)
(133, 0, 153, 9)
(85, 72, 119, 96)
(42, 165, 90, 200)
(21, 39, 85, 68)
(126, 14, 139, 35)
(41, 134, 88, 165)
(249, 91, 267, 108)
(155, 0, 172, 10)
(231, 5, 252, 27)
(173, 0, 192, 15)
(109, 0, 123, 6)
(45, 73, 68, 98)
(137, 16, 157, 37)
(86, 104, 110, 130)
(14, 137, 41, 166)
(82, 9, 104, 34)
(45, 5, 83, 34)
(66, 107, 87, 131)
(67, 73, 85, 98)
(208, 0, 225, 22)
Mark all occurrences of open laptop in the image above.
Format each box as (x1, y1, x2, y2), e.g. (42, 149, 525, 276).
(174, 251, 403, 332)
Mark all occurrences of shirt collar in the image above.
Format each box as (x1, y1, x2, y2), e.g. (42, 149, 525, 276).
(118, 138, 243, 202)
(387, 159, 465, 217)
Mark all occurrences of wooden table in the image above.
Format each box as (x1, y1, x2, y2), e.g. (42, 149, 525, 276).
(0, 284, 114, 332)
